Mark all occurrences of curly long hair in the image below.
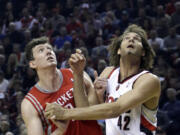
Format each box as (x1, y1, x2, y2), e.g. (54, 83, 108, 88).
(109, 24, 155, 70)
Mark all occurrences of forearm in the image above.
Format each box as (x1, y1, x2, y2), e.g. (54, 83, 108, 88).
(96, 92, 105, 104)
(64, 102, 120, 120)
(73, 72, 89, 107)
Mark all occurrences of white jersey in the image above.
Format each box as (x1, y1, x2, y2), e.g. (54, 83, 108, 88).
(105, 68, 157, 135)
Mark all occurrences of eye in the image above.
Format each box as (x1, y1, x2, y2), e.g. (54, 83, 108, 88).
(124, 36, 130, 40)
(47, 47, 53, 50)
(134, 36, 141, 41)
(39, 48, 44, 52)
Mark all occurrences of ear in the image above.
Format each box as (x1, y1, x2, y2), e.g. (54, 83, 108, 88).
(29, 60, 36, 69)
(117, 48, 121, 55)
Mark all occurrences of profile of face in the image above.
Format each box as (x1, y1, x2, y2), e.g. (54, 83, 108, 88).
(175, 2, 180, 12)
(166, 88, 177, 101)
(0, 121, 10, 133)
(118, 32, 144, 58)
(29, 43, 57, 70)
(169, 27, 176, 36)
(98, 59, 107, 73)
(96, 37, 103, 46)
(6, 2, 13, 10)
(150, 30, 157, 39)
(22, 8, 29, 18)
(60, 27, 67, 36)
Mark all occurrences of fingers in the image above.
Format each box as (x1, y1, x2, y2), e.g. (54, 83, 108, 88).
(50, 115, 56, 120)
(45, 102, 56, 112)
(69, 49, 85, 64)
(94, 78, 108, 90)
(71, 53, 84, 62)
(76, 49, 82, 54)
(52, 120, 69, 130)
(45, 103, 58, 119)
(94, 70, 98, 80)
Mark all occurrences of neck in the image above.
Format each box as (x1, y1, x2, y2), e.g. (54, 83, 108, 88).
(37, 67, 60, 92)
(119, 56, 141, 81)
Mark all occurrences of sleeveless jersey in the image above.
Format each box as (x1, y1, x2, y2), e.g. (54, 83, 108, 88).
(105, 67, 157, 135)
(25, 68, 102, 135)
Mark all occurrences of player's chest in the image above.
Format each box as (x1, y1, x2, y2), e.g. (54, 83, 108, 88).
(106, 80, 133, 103)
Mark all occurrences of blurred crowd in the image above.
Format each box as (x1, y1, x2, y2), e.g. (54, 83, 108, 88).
(0, 0, 180, 135)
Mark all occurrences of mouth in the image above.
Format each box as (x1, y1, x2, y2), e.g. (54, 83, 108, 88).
(127, 44, 134, 48)
(47, 56, 54, 61)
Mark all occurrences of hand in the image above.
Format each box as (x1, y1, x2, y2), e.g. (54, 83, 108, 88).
(68, 49, 86, 74)
(51, 119, 69, 135)
(44, 103, 66, 120)
(94, 71, 108, 103)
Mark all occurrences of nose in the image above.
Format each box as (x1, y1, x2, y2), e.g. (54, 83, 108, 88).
(128, 37, 135, 43)
(46, 49, 52, 56)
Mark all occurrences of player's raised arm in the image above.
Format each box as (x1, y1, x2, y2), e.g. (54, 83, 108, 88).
(68, 49, 89, 107)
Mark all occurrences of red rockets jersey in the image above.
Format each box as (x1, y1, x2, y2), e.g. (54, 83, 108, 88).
(25, 68, 102, 135)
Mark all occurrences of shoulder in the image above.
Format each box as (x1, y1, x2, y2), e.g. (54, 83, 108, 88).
(21, 98, 38, 120)
(83, 71, 93, 89)
(99, 66, 115, 78)
(134, 72, 161, 95)
(139, 72, 160, 83)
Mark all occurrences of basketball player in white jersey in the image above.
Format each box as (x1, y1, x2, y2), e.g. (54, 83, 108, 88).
(45, 24, 161, 135)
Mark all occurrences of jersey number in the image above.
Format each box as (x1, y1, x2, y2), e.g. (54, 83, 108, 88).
(117, 110, 131, 130)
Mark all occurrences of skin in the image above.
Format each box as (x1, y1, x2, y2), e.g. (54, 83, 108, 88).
(21, 43, 98, 135)
(44, 33, 161, 123)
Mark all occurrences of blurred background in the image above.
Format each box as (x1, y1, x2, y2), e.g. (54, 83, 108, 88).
(0, 0, 180, 135)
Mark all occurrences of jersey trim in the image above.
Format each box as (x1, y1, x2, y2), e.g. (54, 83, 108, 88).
(34, 69, 63, 94)
(132, 71, 150, 89)
(118, 70, 149, 84)
(141, 115, 156, 131)
(107, 68, 116, 79)
(141, 104, 157, 131)
(25, 93, 52, 135)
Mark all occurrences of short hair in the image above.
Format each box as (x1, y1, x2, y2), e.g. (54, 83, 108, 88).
(109, 24, 155, 70)
(25, 37, 49, 62)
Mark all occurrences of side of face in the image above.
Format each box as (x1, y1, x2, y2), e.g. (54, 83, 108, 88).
(117, 32, 145, 58)
(29, 43, 57, 70)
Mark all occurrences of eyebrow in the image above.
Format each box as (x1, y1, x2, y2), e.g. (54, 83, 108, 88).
(124, 33, 141, 39)
(35, 44, 52, 50)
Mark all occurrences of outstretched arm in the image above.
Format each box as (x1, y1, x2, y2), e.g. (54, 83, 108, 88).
(45, 73, 161, 120)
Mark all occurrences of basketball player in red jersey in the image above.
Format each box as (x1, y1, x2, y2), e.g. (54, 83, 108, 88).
(45, 24, 161, 135)
(21, 37, 102, 135)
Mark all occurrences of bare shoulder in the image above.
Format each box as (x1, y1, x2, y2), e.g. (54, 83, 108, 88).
(138, 73, 160, 84)
(21, 98, 38, 121)
(134, 72, 161, 96)
(83, 71, 93, 87)
(83, 71, 92, 82)
(99, 66, 115, 78)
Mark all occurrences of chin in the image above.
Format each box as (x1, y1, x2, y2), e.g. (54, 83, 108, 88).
(127, 51, 135, 55)
(48, 63, 57, 67)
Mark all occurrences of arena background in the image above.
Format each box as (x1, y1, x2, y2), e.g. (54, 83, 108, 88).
(0, 0, 180, 135)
